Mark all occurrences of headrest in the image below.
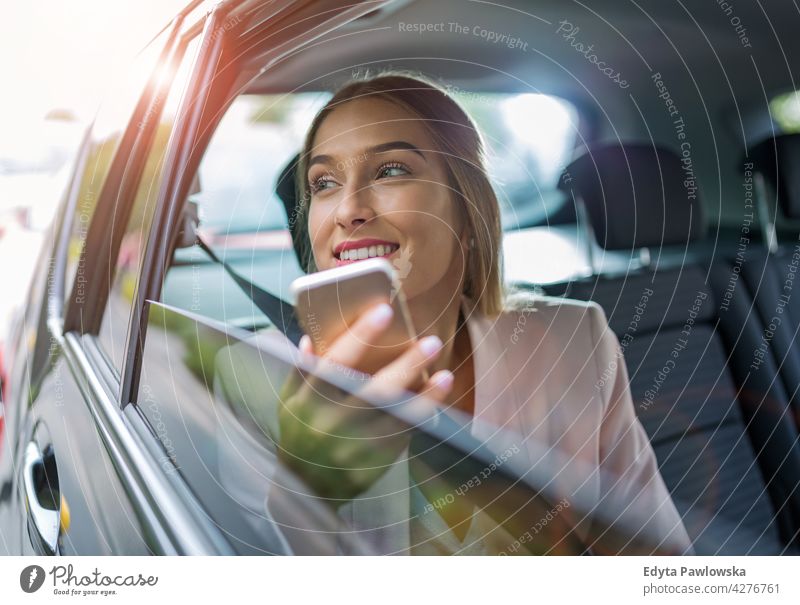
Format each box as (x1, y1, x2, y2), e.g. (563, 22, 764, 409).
(558, 143, 705, 250)
(274, 153, 307, 269)
(746, 134, 800, 220)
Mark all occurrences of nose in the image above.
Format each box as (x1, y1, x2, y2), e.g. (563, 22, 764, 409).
(335, 181, 377, 231)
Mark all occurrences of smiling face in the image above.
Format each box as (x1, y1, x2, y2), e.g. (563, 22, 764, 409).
(306, 97, 469, 313)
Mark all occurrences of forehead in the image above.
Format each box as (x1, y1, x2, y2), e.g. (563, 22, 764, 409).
(311, 96, 436, 157)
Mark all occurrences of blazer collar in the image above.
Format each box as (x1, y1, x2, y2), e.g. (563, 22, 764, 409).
(460, 296, 525, 440)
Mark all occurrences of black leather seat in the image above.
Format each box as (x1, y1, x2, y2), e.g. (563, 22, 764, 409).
(739, 134, 800, 433)
(543, 142, 800, 554)
(275, 152, 308, 271)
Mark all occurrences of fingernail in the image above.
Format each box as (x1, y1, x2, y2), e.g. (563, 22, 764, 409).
(433, 370, 454, 390)
(419, 335, 443, 357)
(369, 303, 393, 327)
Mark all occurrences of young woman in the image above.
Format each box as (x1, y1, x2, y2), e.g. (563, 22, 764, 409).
(219, 72, 693, 555)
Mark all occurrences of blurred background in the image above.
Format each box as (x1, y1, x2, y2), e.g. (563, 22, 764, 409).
(0, 0, 186, 345)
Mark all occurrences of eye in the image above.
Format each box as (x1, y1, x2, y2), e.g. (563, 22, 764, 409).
(309, 174, 337, 194)
(376, 162, 410, 179)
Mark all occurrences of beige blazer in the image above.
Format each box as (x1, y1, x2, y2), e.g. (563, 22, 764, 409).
(214, 294, 694, 555)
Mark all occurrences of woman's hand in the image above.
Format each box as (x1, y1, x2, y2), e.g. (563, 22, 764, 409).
(276, 303, 454, 506)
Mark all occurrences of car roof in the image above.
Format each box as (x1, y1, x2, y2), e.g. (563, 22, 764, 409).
(245, 0, 799, 105)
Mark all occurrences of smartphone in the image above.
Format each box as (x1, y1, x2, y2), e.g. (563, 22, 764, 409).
(289, 258, 427, 381)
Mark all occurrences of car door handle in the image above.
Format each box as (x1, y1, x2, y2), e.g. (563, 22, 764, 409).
(23, 441, 61, 555)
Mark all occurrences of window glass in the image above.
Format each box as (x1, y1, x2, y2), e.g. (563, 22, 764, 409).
(448, 91, 579, 229)
(196, 93, 330, 233)
(63, 30, 171, 306)
(98, 35, 201, 370)
(137, 302, 692, 555)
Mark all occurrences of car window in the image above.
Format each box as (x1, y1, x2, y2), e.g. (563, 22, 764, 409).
(98, 34, 201, 371)
(447, 91, 579, 229)
(161, 92, 329, 330)
(62, 28, 171, 308)
(194, 93, 331, 234)
(136, 303, 351, 554)
(769, 89, 800, 133)
(159, 87, 579, 332)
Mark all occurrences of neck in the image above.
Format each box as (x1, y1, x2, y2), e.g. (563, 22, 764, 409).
(407, 294, 465, 375)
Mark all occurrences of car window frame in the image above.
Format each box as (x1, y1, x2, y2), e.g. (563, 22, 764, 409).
(58, 28, 180, 332)
(62, 27, 189, 338)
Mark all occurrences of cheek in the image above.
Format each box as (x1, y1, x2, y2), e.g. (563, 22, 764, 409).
(418, 194, 463, 245)
(392, 181, 458, 226)
(308, 201, 334, 235)
(404, 200, 465, 271)
(306, 206, 331, 262)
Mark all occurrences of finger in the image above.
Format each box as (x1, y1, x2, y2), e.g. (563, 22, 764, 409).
(419, 370, 454, 404)
(364, 369, 452, 420)
(288, 335, 327, 401)
(372, 334, 444, 391)
(323, 302, 394, 368)
(299, 334, 313, 354)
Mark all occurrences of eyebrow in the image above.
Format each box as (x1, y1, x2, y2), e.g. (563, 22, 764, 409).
(307, 140, 427, 171)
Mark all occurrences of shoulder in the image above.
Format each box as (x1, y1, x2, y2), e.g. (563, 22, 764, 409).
(493, 293, 615, 379)
(499, 291, 608, 339)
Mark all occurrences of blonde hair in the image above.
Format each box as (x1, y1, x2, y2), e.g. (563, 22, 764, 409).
(295, 70, 518, 317)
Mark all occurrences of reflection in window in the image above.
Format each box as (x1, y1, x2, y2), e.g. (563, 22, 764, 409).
(98, 35, 201, 371)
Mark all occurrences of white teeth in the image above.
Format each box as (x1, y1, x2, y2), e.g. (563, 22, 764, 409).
(339, 244, 398, 260)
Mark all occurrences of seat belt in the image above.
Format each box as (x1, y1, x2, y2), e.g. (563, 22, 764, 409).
(194, 234, 304, 346)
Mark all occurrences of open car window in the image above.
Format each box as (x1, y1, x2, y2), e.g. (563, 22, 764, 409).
(162, 83, 582, 333)
(163, 93, 330, 330)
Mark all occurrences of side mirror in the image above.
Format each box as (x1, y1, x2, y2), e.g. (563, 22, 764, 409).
(175, 199, 200, 249)
(175, 171, 202, 249)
